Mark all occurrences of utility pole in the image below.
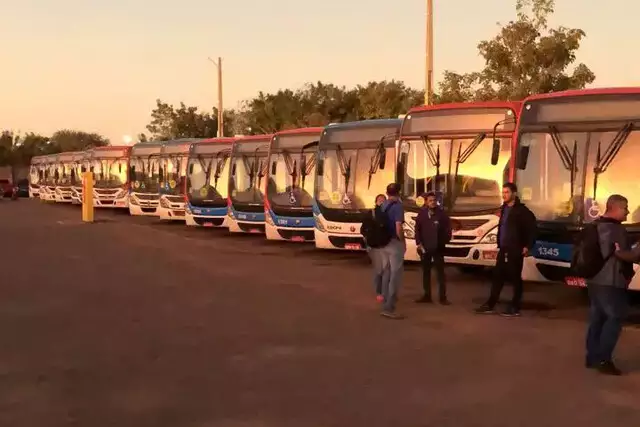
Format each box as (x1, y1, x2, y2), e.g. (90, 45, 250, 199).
(208, 56, 224, 137)
(425, 0, 434, 105)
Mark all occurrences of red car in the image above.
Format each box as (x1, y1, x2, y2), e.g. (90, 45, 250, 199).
(0, 179, 14, 198)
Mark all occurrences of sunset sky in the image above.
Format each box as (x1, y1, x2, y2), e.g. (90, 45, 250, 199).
(2, 0, 638, 143)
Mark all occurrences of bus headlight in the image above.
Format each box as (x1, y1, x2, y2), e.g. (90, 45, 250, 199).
(129, 197, 139, 206)
(159, 197, 171, 209)
(265, 210, 275, 226)
(403, 223, 415, 239)
(227, 207, 235, 219)
(480, 228, 498, 244)
(185, 204, 192, 215)
(314, 216, 326, 232)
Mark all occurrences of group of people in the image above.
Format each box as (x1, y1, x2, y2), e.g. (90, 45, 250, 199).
(361, 182, 640, 376)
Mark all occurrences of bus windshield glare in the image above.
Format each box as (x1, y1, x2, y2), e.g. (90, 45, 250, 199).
(92, 158, 128, 188)
(187, 149, 231, 205)
(267, 143, 318, 210)
(230, 143, 269, 205)
(130, 155, 161, 193)
(163, 154, 187, 195)
(316, 145, 395, 210)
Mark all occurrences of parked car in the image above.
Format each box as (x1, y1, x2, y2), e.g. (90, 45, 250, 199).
(16, 179, 29, 197)
(0, 179, 13, 198)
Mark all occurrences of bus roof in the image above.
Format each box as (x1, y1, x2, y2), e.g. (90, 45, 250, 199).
(408, 100, 522, 115)
(274, 127, 324, 136)
(523, 87, 640, 103)
(321, 119, 401, 146)
(198, 137, 237, 144)
(57, 151, 84, 162)
(236, 134, 273, 142)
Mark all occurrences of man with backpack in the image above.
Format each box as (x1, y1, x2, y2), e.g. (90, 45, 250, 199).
(361, 194, 390, 303)
(475, 182, 536, 317)
(576, 194, 640, 375)
(414, 192, 452, 305)
(379, 183, 406, 319)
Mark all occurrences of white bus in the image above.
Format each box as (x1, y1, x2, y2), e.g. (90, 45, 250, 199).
(264, 127, 323, 242)
(29, 155, 45, 198)
(54, 151, 83, 203)
(157, 139, 197, 221)
(38, 154, 58, 202)
(396, 101, 520, 265)
(313, 119, 401, 251)
(71, 151, 90, 205)
(87, 146, 132, 208)
(227, 134, 273, 233)
(128, 141, 165, 216)
(185, 137, 235, 227)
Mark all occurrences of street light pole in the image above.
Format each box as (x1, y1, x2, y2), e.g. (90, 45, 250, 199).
(208, 56, 224, 137)
(425, 0, 434, 105)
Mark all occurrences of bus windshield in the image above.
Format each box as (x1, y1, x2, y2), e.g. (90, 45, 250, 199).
(267, 148, 317, 209)
(130, 155, 161, 193)
(30, 165, 40, 185)
(187, 150, 230, 205)
(230, 145, 269, 205)
(163, 154, 187, 195)
(401, 136, 511, 213)
(316, 146, 395, 210)
(92, 158, 127, 188)
(57, 163, 79, 186)
(516, 127, 640, 224)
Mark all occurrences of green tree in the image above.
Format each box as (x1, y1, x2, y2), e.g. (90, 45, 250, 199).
(12, 132, 51, 165)
(0, 131, 14, 165)
(355, 80, 424, 119)
(436, 0, 595, 103)
(145, 99, 235, 139)
(49, 130, 109, 152)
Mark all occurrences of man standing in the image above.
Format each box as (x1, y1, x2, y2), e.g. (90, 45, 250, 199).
(475, 182, 536, 317)
(584, 195, 639, 375)
(380, 183, 406, 319)
(361, 194, 389, 303)
(414, 192, 452, 305)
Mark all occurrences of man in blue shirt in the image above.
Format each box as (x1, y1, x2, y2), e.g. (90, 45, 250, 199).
(380, 183, 406, 319)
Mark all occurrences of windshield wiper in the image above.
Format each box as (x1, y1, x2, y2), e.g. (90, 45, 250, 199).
(549, 126, 578, 199)
(421, 137, 441, 193)
(254, 145, 269, 190)
(367, 143, 384, 189)
(335, 145, 351, 196)
(448, 133, 486, 211)
(299, 141, 318, 189)
(241, 154, 255, 189)
(593, 122, 633, 200)
(281, 149, 298, 189)
(212, 150, 230, 189)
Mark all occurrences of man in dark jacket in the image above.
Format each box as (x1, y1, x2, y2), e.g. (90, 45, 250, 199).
(585, 194, 640, 375)
(415, 192, 452, 304)
(475, 182, 536, 317)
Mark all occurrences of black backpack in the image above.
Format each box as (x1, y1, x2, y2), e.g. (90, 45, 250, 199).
(361, 204, 394, 248)
(571, 222, 611, 279)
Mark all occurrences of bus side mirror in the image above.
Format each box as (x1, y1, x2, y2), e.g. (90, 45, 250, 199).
(396, 153, 408, 189)
(118, 163, 122, 173)
(231, 163, 236, 176)
(158, 167, 164, 178)
(54, 170, 59, 180)
(516, 146, 530, 170)
(271, 161, 276, 175)
(300, 156, 306, 173)
(317, 159, 324, 176)
(129, 166, 135, 180)
(490, 139, 501, 166)
(81, 166, 86, 173)
(379, 148, 386, 170)
(188, 164, 194, 174)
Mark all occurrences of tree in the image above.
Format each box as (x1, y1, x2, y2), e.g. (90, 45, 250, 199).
(12, 132, 51, 165)
(436, 0, 595, 103)
(145, 99, 235, 140)
(49, 130, 109, 153)
(355, 81, 423, 119)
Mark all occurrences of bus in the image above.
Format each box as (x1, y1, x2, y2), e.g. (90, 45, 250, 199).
(54, 151, 83, 203)
(185, 137, 235, 227)
(397, 101, 520, 264)
(313, 119, 401, 251)
(70, 151, 89, 205)
(39, 154, 58, 202)
(157, 139, 197, 221)
(227, 134, 273, 233)
(264, 127, 323, 242)
(87, 146, 132, 208)
(128, 141, 165, 216)
(29, 155, 45, 198)
(513, 88, 640, 289)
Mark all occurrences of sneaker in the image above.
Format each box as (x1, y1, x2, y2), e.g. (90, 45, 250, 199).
(376, 295, 385, 303)
(380, 311, 404, 320)
(439, 299, 452, 306)
(474, 304, 495, 314)
(500, 307, 521, 317)
(598, 361, 622, 376)
(414, 296, 433, 304)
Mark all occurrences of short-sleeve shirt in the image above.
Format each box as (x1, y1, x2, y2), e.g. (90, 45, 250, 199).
(382, 199, 404, 238)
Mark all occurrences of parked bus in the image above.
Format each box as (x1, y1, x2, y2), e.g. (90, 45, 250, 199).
(54, 151, 83, 203)
(85, 146, 132, 208)
(128, 141, 165, 216)
(513, 88, 640, 289)
(185, 137, 235, 227)
(71, 151, 90, 205)
(29, 155, 45, 198)
(39, 154, 58, 202)
(264, 127, 323, 242)
(397, 101, 520, 264)
(227, 134, 273, 233)
(157, 139, 197, 221)
(313, 119, 401, 251)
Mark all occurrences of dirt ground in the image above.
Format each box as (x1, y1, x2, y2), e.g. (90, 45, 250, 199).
(1, 199, 640, 427)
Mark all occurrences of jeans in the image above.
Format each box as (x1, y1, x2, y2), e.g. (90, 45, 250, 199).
(586, 284, 628, 364)
(421, 251, 446, 301)
(486, 249, 524, 311)
(381, 239, 406, 312)
(368, 247, 389, 295)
